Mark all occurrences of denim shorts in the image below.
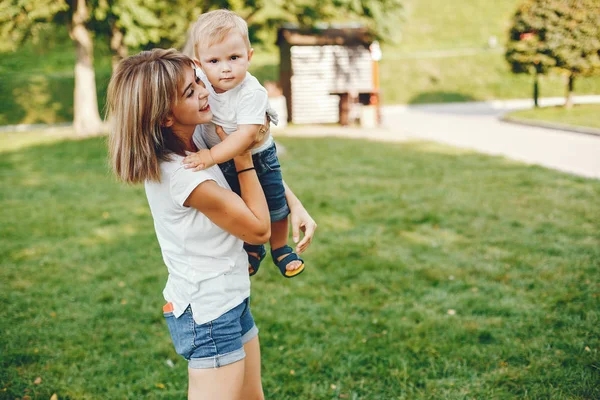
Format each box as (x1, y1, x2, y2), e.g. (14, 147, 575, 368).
(163, 298, 258, 369)
(218, 143, 290, 222)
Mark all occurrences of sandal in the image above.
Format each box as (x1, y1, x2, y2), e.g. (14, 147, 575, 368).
(271, 245, 305, 278)
(245, 244, 266, 276)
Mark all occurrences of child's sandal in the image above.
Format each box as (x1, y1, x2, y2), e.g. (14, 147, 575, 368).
(245, 244, 266, 276)
(271, 245, 305, 278)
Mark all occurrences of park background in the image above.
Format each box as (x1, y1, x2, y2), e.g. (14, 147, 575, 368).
(1, 0, 599, 399)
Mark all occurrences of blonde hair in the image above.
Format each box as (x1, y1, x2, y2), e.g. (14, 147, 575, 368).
(106, 48, 193, 184)
(191, 9, 250, 59)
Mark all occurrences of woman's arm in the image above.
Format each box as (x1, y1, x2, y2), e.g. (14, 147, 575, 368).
(184, 152, 270, 244)
(283, 181, 317, 254)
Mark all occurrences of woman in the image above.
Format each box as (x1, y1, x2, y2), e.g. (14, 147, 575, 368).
(106, 48, 316, 400)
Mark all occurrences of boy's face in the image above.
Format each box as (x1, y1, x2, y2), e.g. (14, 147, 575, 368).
(197, 32, 253, 94)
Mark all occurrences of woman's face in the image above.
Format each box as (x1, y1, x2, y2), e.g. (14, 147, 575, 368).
(169, 65, 212, 129)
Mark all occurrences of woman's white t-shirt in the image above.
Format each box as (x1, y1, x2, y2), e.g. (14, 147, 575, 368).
(144, 127, 250, 325)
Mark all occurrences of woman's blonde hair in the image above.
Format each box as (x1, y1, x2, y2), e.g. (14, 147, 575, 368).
(106, 48, 193, 183)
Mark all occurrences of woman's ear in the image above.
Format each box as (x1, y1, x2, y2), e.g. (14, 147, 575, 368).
(162, 115, 174, 128)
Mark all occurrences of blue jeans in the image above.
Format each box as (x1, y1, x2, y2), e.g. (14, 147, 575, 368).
(218, 143, 290, 222)
(163, 298, 258, 369)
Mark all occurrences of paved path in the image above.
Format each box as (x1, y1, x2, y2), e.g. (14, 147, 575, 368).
(380, 96, 600, 179)
(278, 96, 600, 179)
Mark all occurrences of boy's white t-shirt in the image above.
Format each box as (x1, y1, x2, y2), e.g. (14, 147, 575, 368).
(198, 70, 275, 154)
(144, 127, 250, 325)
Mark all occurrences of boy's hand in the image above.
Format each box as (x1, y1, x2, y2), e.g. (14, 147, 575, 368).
(183, 149, 216, 171)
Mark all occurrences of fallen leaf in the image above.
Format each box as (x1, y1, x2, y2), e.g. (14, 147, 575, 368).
(50, 312, 57, 318)
(447, 309, 456, 316)
(339, 394, 349, 399)
(156, 383, 165, 389)
(584, 346, 591, 352)
(330, 384, 337, 390)
(289, 370, 295, 375)
(33, 377, 42, 385)
(121, 299, 127, 305)
(50, 394, 58, 400)
(22, 396, 32, 400)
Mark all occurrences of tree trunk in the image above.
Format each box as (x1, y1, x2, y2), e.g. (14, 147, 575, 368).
(533, 71, 539, 108)
(70, 0, 103, 135)
(565, 73, 574, 109)
(110, 23, 128, 71)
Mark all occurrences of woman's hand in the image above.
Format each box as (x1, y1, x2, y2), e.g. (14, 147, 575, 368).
(214, 124, 228, 142)
(282, 181, 316, 254)
(289, 201, 317, 255)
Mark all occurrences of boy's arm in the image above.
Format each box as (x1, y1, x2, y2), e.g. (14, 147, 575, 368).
(183, 124, 261, 171)
(210, 124, 261, 164)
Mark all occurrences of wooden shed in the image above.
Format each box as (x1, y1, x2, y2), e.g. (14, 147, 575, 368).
(277, 24, 379, 125)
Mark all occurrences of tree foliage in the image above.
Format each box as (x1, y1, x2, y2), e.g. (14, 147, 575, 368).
(185, 0, 403, 47)
(1, 0, 403, 129)
(0, 0, 69, 52)
(506, 0, 600, 107)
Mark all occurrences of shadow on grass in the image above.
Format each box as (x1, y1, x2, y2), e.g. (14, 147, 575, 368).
(408, 91, 477, 105)
(0, 69, 112, 126)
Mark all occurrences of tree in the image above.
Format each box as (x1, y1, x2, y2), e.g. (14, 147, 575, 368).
(182, 0, 403, 54)
(2, 0, 403, 131)
(506, 0, 600, 108)
(91, 0, 203, 69)
(2, 0, 104, 134)
(1, 0, 202, 133)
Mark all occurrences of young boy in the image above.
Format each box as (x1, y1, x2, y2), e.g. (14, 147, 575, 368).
(183, 9, 305, 278)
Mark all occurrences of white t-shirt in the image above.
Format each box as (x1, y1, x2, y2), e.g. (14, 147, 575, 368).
(144, 128, 250, 325)
(199, 70, 275, 154)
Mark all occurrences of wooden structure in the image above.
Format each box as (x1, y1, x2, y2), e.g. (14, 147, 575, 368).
(277, 25, 380, 125)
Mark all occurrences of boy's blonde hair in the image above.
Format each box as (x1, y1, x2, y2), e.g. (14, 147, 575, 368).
(106, 48, 192, 184)
(191, 9, 251, 59)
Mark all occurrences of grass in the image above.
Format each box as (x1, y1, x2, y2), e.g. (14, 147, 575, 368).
(3, 0, 600, 125)
(506, 104, 600, 130)
(392, 0, 520, 51)
(1, 130, 599, 399)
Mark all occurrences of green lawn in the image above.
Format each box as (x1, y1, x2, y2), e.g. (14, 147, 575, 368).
(506, 104, 600, 130)
(1, 131, 599, 399)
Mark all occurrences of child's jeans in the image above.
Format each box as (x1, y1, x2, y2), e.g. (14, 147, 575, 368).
(218, 143, 290, 223)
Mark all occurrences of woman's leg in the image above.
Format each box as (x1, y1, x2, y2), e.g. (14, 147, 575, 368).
(241, 336, 265, 400)
(188, 360, 245, 400)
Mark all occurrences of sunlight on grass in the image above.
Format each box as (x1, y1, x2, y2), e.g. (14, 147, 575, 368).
(79, 224, 140, 246)
(507, 104, 600, 130)
(0, 127, 106, 153)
